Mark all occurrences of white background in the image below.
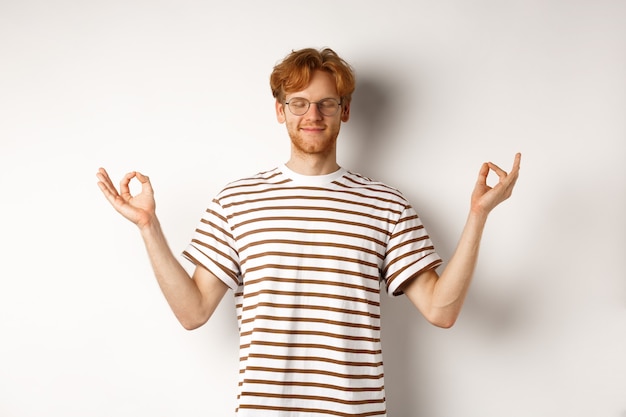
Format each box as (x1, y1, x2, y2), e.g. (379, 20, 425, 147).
(1, 1, 625, 416)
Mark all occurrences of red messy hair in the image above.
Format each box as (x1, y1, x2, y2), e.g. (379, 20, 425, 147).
(270, 47, 356, 105)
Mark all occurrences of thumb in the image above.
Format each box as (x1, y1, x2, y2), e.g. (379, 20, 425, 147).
(135, 172, 154, 194)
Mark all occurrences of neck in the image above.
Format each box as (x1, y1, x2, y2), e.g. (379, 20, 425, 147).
(286, 153, 340, 176)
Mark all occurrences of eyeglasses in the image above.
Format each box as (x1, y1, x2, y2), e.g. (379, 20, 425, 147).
(284, 97, 342, 117)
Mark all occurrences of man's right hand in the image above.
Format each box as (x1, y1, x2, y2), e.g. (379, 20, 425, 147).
(96, 168, 157, 229)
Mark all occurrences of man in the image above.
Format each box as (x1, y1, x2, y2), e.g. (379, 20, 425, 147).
(97, 47, 521, 416)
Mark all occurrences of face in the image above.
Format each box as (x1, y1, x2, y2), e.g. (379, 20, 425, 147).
(275, 70, 350, 159)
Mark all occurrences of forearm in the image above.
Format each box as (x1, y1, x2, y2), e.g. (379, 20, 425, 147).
(427, 211, 488, 326)
(439, 211, 486, 294)
(139, 219, 206, 328)
(96, 167, 223, 328)
(406, 153, 520, 327)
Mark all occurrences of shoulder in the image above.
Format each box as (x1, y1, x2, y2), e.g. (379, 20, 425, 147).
(340, 170, 409, 205)
(212, 167, 290, 204)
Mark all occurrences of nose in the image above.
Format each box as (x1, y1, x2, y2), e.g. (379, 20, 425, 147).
(304, 102, 323, 120)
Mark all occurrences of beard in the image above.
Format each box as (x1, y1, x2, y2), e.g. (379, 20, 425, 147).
(286, 121, 341, 158)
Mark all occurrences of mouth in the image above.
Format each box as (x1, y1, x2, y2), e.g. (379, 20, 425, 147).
(300, 125, 325, 132)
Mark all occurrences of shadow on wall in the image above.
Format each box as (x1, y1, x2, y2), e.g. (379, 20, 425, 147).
(380, 294, 438, 416)
(348, 73, 404, 180)
(349, 70, 532, 415)
(348, 71, 439, 415)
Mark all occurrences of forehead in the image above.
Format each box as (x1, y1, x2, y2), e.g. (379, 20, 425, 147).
(285, 70, 339, 99)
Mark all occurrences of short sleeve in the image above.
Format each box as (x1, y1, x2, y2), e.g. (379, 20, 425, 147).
(383, 205, 442, 296)
(182, 198, 241, 291)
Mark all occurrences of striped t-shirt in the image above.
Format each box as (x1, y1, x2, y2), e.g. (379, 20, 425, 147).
(183, 165, 442, 417)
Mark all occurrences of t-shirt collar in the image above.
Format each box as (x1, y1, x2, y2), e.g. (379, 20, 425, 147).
(280, 164, 346, 185)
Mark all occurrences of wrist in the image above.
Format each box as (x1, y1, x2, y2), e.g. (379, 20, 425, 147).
(138, 215, 162, 237)
(467, 208, 488, 228)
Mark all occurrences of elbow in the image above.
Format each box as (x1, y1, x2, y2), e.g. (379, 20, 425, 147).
(177, 312, 211, 331)
(432, 317, 457, 329)
(175, 298, 222, 330)
(180, 320, 203, 331)
(426, 310, 459, 329)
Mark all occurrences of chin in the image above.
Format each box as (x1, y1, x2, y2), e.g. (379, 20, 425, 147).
(293, 139, 336, 155)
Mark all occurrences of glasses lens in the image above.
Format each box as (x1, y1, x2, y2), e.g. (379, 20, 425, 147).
(287, 98, 309, 116)
(318, 98, 340, 116)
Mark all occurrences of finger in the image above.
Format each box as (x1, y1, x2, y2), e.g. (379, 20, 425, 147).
(512, 152, 522, 171)
(133, 172, 155, 197)
(96, 167, 110, 180)
(488, 152, 521, 185)
(487, 162, 508, 180)
(96, 167, 113, 186)
(119, 171, 137, 199)
(135, 171, 149, 182)
(495, 154, 522, 195)
(96, 178, 126, 209)
(96, 168, 119, 197)
(500, 153, 522, 186)
(476, 162, 490, 185)
(135, 172, 153, 189)
(508, 153, 522, 180)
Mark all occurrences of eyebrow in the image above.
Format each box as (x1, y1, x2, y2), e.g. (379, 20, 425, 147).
(285, 96, 341, 102)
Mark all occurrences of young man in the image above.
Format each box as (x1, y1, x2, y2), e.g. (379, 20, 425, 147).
(97, 47, 521, 416)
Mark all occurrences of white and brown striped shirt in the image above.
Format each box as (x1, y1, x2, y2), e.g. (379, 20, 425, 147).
(183, 165, 442, 417)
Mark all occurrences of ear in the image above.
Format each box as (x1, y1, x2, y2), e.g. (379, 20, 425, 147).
(341, 102, 351, 122)
(275, 100, 286, 124)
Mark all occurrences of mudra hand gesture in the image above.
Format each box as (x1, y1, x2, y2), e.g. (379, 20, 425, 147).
(96, 168, 157, 229)
(470, 153, 521, 216)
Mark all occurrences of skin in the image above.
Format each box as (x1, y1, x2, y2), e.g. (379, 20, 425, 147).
(96, 69, 521, 330)
(403, 155, 520, 327)
(275, 70, 350, 175)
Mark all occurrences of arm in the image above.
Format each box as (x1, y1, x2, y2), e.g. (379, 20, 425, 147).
(403, 153, 521, 328)
(96, 168, 228, 330)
